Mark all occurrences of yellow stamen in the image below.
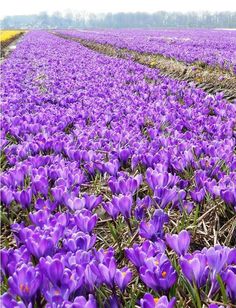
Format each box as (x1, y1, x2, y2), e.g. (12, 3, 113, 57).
(122, 272, 127, 277)
(154, 297, 159, 304)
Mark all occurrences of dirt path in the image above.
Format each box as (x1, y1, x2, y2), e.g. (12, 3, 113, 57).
(52, 32, 236, 102)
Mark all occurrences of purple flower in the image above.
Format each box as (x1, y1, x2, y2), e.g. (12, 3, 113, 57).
(181, 200, 194, 214)
(103, 201, 120, 220)
(223, 269, 236, 304)
(65, 195, 85, 211)
(104, 295, 121, 308)
(139, 209, 169, 241)
(25, 233, 55, 259)
(108, 174, 142, 195)
(140, 293, 176, 308)
(75, 209, 97, 233)
(140, 256, 177, 291)
(14, 189, 32, 209)
(84, 194, 102, 210)
(165, 230, 190, 256)
(0, 293, 25, 308)
(190, 188, 205, 203)
(204, 246, 229, 278)
(0, 247, 30, 277)
(146, 169, 178, 191)
(119, 148, 131, 163)
(134, 196, 152, 220)
(92, 257, 117, 288)
(84, 262, 101, 290)
(67, 294, 97, 307)
(65, 232, 96, 252)
(154, 187, 182, 209)
(8, 263, 41, 304)
(0, 187, 14, 206)
(40, 257, 64, 287)
(114, 267, 132, 291)
(180, 253, 209, 287)
(125, 240, 166, 268)
(220, 189, 236, 206)
(104, 160, 119, 176)
(112, 194, 133, 219)
(32, 176, 48, 196)
(208, 304, 224, 308)
(29, 210, 50, 228)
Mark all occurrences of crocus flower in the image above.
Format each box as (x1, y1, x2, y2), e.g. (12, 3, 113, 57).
(91, 257, 117, 288)
(29, 210, 50, 228)
(204, 246, 229, 278)
(65, 195, 85, 211)
(0, 247, 30, 277)
(8, 263, 41, 305)
(134, 196, 152, 220)
(25, 233, 55, 259)
(0, 293, 25, 308)
(14, 189, 32, 209)
(114, 267, 132, 291)
(40, 257, 64, 287)
(0, 187, 14, 206)
(32, 176, 49, 196)
(84, 262, 101, 290)
(75, 209, 97, 233)
(65, 232, 96, 252)
(146, 169, 178, 190)
(223, 269, 236, 303)
(104, 160, 119, 176)
(190, 188, 205, 203)
(0, 249, 19, 277)
(154, 187, 182, 209)
(220, 189, 236, 206)
(180, 253, 209, 288)
(66, 294, 97, 308)
(140, 258, 177, 291)
(104, 295, 121, 308)
(84, 194, 102, 210)
(112, 194, 133, 219)
(181, 200, 194, 214)
(139, 209, 169, 241)
(126, 240, 166, 268)
(208, 304, 224, 308)
(140, 293, 176, 308)
(165, 230, 190, 256)
(119, 148, 131, 163)
(103, 201, 120, 220)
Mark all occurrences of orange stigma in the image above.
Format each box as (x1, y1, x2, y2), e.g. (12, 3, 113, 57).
(161, 271, 167, 278)
(20, 284, 29, 293)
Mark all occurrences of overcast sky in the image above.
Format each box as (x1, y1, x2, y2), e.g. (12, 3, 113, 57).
(1, 0, 236, 18)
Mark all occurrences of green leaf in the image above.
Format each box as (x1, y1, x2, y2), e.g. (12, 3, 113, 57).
(216, 274, 227, 305)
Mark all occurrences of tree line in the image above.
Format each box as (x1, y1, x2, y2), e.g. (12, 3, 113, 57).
(1, 11, 236, 29)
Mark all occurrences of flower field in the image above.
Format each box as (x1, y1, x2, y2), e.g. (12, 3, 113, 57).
(0, 30, 236, 308)
(0, 30, 24, 48)
(58, 29, 236, 74)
